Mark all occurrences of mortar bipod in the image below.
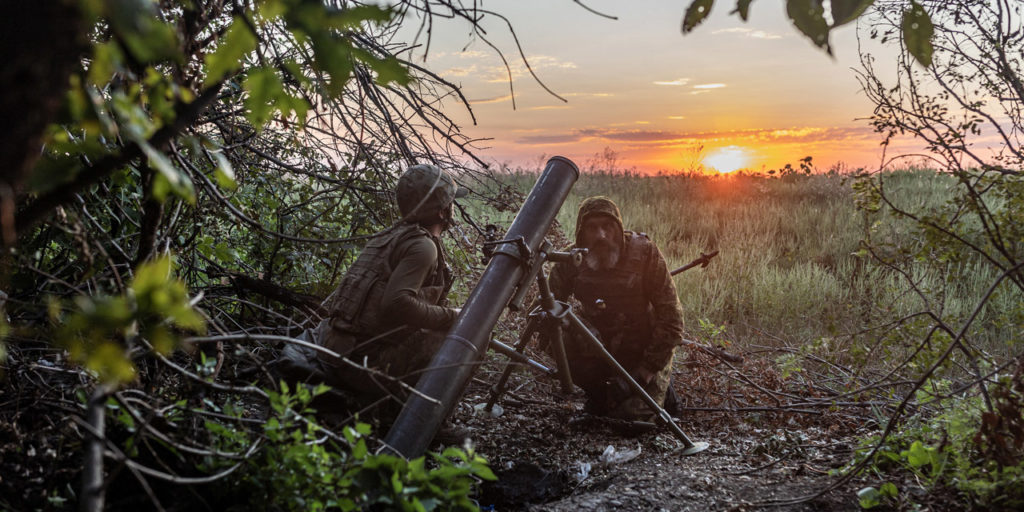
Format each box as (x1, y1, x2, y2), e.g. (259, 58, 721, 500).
(484, 304, 576, 413)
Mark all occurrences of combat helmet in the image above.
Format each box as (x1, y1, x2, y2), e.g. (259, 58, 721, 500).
(396, 164, 468, 223)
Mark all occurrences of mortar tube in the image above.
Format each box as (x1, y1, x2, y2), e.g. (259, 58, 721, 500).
(382, 156, 580, 458)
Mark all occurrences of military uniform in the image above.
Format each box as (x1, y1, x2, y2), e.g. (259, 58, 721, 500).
(275, 164, 466, 422)
(549, 197, 685, 420)
(317, 222, 457, 398)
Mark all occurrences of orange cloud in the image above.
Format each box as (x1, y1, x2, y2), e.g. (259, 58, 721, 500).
(469, 94, 513, 104)
(516, 126, 877, 148)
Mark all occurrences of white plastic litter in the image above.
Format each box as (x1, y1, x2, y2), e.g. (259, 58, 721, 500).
(472, 402, 504, 418)
(570, 461, 592, 483)
(599, 444, 642, 465)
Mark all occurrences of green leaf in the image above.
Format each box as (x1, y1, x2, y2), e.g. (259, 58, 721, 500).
(325, 4, 394, 29)
(352, 439, 368, 459)
(283, 94, 310, 125)
(204, 18, 258, 87)
(257, 0, 288, 22)
(351, 48, 410, 86)
(902, 0, 933, 67)
(390, 470, 403, 493)
(787, 0, 831, 51)
(879, 482, 898, 498)
(133, 255, 172, 296)
(472, 464, 497, 481)
(732, 0, 754, 21)
(281, 59, 310, 87)
(151, 172, 172, 203)
(830, 0, 874, 27)
(244, 67, 285, 128)
(131, 255, 205, 334)
(197, 236, 214, 258)
(145, 70, 176, 124)
(138, 139, 196, 203)
(149, 327, 176, 355)
(310, 35, 354, 97)
(211, 150, 237, 190)
(214, 242, 239, 263)
(82, 341, 136, 384)
(112, 90, 157, 139)
(901, 440, 931, 468)
(88, 40, 124, 86)
(106, 0, 181, 63)
(368, 55, 411, 86)
(682, 0, 715, 33)
(857, 486, 881, 509)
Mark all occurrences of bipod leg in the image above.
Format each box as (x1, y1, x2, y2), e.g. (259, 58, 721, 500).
(549, 323, 574, 394)
(489, 340, 555, 376)
(564, 312, 709, 455)
(484, 317, 539, 412)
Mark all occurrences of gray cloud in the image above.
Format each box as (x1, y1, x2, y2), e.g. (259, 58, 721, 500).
(469, 94, 513, 104)
(515, 134, 584, 145)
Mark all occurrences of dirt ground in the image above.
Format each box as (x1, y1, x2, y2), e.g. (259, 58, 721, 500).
(0, 340, 878, 511)
(443, 348, 874, 511)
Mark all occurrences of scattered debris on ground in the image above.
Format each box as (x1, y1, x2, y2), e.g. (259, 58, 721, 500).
(440, 346, 876, 510)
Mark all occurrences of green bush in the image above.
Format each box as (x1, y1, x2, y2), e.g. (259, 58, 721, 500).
(848, 374, 1024, 510)
(205, 383, 496, 511)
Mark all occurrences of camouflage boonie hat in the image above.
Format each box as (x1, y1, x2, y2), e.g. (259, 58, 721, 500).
(575, 196, 624, 245)
(396, 164, 468, 222)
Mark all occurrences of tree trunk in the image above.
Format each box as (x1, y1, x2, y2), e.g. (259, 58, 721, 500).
(0, 1, 88, 245)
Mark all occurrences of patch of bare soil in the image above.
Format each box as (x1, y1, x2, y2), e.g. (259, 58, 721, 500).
(443, 348, 874, 511)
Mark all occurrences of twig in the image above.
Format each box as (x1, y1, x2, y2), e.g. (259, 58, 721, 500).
(80, 385, 111, 512)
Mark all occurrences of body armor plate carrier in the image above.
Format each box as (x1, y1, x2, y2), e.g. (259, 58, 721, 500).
(572, 232, 655, 355)
(327, 223, 451, 337)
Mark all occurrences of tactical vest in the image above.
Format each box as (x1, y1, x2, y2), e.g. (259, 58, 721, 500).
(572, 232, 654, 353)
(327, 223, 451, 336)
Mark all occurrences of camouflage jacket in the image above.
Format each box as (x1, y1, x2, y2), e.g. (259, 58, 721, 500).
(550, 231, 684, 371)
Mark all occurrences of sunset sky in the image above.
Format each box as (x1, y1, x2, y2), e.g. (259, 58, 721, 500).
(396, 0, 913, 174)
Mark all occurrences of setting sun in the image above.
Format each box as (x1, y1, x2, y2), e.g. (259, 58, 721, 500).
(703, 146, 751, 173)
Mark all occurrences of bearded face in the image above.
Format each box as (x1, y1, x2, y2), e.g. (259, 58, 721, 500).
(578, 214, 622, 270)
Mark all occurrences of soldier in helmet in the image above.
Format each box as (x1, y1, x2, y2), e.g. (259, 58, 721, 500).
(548, 196, 685, 421)
(277, 163, 467, 423)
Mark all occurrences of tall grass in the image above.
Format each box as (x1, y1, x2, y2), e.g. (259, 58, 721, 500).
(493, 168, 1017, 356)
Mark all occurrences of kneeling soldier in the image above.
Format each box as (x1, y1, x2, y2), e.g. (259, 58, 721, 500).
(278, 164, 466, 424)
(548, 196, 685, 420)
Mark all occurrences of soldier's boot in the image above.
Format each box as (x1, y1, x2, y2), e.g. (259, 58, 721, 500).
(272, 337, 328, 386)
(664, 377, 681, 417)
